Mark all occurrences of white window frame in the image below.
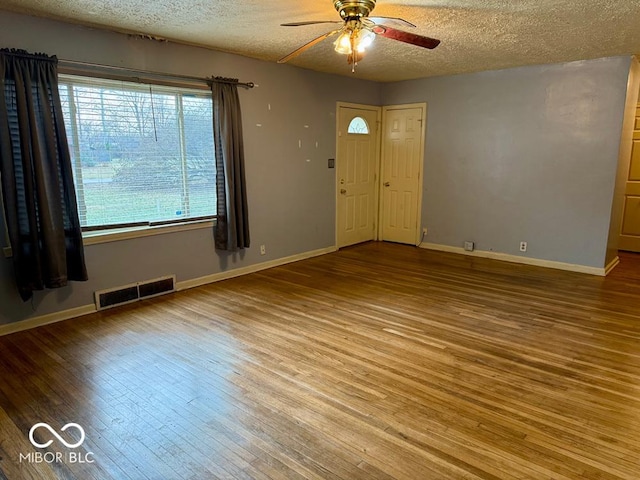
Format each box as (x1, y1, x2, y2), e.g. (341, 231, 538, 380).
(58, 73, 217, 246)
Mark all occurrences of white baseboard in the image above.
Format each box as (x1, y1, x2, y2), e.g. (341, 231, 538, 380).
(176, 246, 338, 291)
(0, 304, 96, 337)
(419, 242, 607, 276)
(604, 256, 620, 275)
(0, 246, 338, 337)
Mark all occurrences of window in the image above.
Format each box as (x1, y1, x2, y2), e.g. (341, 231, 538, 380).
(58, 75, 215, 230)
(347, 116, 369, 134)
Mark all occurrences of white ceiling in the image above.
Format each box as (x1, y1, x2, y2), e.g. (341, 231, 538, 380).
(1, 0, 640, 82)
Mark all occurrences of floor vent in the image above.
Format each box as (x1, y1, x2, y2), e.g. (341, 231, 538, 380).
(95, 275, 176, 311)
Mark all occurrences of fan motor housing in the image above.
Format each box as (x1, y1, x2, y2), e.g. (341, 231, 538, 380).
(333, 0, 376, 19)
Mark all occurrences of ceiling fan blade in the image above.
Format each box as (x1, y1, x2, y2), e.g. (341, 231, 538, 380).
(281, 21, 342, 27)
(372, 25, 440, 49)
(277, 30, 342, 64)
(368, 16, 416, 28)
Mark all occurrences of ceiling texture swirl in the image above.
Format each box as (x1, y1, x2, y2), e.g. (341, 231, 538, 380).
(1, 0, 640, 82)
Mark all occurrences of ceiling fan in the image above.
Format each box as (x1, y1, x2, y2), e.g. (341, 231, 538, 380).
(277, 0, 440, 72)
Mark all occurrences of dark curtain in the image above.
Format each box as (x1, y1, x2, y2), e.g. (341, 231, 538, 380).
(0, 49, 87, 301)
(211, 79, 250, 251)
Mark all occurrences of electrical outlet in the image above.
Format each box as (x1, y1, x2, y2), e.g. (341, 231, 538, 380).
(260, 245, 266, 255)
(464, 241, 475, 252)
(519, 241, 527, 252)
(422, 227, 428, 235)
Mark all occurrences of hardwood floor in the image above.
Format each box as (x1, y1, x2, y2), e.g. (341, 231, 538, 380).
(1, 242, 639, 479)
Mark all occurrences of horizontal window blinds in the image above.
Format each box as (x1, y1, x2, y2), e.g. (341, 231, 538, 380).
(58, 75, 216, 229)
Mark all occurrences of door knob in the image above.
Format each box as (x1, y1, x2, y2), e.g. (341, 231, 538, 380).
(340, 189, 347, 194)
(384, 182, 390, 187)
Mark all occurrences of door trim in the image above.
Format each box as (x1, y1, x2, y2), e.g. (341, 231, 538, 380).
(379, 103, 427, 246)
(335, 102, 382, 248)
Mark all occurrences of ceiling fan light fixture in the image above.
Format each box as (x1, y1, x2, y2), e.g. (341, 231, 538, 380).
(278, 0, 440, 71)
(334, 31, 353, 54)
(333, 28, 375, 55)
(356, 29, 375, 52)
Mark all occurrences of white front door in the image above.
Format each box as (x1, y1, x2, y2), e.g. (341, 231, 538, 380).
(336, 104, 381, 248)
(380, 104, 426, 245)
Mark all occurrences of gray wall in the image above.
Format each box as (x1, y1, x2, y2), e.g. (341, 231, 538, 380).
(0, 11, 633, 326)
(0, 12, 382, 325)
(382, 57, 631, 268)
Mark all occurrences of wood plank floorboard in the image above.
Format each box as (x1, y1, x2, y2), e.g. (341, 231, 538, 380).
(0, 242, 639, 479)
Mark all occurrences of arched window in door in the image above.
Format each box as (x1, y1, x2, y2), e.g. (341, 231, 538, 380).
(347, 116, 369, 134)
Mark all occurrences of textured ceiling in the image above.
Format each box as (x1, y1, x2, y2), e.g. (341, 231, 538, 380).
(1, 0, 640, 82)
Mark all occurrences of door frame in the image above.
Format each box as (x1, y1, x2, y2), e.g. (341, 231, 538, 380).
(379, 102, 427, 246)
(335, 102, 382, 248)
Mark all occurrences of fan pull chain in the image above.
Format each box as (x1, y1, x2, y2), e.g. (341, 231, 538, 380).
(351, 34, 357, 73)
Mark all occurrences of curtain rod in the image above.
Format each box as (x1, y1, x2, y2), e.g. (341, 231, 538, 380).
(1, 48, 56, 63)
(58, 59, 255, 89)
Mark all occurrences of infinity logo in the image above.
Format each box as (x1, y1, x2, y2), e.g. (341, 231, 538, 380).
(29, 423, 86, 449)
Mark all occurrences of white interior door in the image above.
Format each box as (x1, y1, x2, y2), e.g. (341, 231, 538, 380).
(380, 104, 426, 245)
(336, 104, 380, 248)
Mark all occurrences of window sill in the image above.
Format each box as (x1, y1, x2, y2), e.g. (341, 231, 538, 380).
(2, 219, 214, 258)
(84, 219, 215, 246)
